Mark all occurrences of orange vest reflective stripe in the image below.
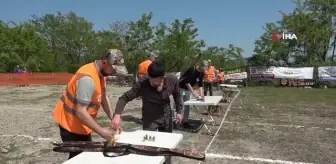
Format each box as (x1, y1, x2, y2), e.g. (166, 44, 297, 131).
(218, 71, 225, 81)
(204, 66, 215, 82)
(52, 62, 105, 135)
(138, 59, 152, 80)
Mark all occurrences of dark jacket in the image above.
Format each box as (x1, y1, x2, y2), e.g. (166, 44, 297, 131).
(179, 66, 204, 90)
(115, 73, 183, 124)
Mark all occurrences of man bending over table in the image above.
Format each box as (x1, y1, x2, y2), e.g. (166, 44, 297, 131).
(52, 49, 127, 160)
(111, 61, 183, 164)
(177, 60, 208, 128)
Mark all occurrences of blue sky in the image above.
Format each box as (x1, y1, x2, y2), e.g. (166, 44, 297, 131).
(0, 0, 295, 57)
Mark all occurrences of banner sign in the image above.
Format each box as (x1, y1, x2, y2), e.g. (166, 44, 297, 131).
(280, 79, 315, 87)
(249, 67, 275, 80)
(225, 72, 247, 80)
(318, 66, 336, 81)
(272, 67, 314, 79)
(250, 66, 314, 80)
(225, 68, 245, 74)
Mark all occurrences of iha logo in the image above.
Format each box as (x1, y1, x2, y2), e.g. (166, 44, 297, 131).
(271, 32, 297, 41)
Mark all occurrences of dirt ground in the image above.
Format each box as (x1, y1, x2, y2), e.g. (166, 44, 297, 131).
(1, 86, 336, 164)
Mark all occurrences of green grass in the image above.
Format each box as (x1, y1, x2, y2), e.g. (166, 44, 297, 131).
(228, 87, 336, 124)
(242, 87, 336, 105)
(205, 87, 336, 164)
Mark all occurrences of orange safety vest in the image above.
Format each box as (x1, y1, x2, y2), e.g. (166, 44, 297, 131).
(52, 62, 105, 135)
(204, 65, 215, 82)
(138, 59, 152, 80)
(218, 71, 225, 81)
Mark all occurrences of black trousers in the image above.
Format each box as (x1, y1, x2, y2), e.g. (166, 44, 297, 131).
(59, 125, 92, 159)
(143, 118, 173, 132)
(143, 116, 173, 164)
(204, 82, 213, 96)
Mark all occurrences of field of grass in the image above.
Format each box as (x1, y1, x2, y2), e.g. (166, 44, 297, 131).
(0, 85, 335, 164)
(182, 87, 336, 164)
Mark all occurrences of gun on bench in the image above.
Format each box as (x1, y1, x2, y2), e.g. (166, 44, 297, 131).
(53, 141, 205, 161)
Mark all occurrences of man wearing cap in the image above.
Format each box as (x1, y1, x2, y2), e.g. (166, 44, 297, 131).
(137, 52, 157, 82)
(52, 49, 128, 160)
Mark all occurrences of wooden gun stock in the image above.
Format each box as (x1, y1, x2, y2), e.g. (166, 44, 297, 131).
(53, 141, 205, 161)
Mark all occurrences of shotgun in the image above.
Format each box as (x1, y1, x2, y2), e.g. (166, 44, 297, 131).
(53, 141, 205, 161)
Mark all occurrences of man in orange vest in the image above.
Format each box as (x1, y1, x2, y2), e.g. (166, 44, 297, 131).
(203, 59, 216, 96)
(217, 68, 225, 84)
(52, 49, 128, 160)
(137, 52, 157, 82)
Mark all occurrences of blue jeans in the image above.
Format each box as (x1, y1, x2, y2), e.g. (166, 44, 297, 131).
(181, 89, 191, 123)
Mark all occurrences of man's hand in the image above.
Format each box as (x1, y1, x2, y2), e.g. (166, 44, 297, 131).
(111, 125, 123, 133)
(198, 88, 204, 98)
(99, 128, 115, 141)
(175, 113, 183, 124)
(111, 114, 121, 130)
(199, 91, 204, 98)
(191, 90, 201, 99)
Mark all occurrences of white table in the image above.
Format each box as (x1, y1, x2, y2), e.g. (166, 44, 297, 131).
(184, 96, 223, 135)
(219, 84, 238, 88)
(219, 84, 240, 102)
(184, 96, 222, 106)
(63, 130, 183, 164)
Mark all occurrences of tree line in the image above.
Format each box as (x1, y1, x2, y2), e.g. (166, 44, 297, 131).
(0, 12, 245, 74)
(1, 0, 334, 74)
(249, 0, 336, 67)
